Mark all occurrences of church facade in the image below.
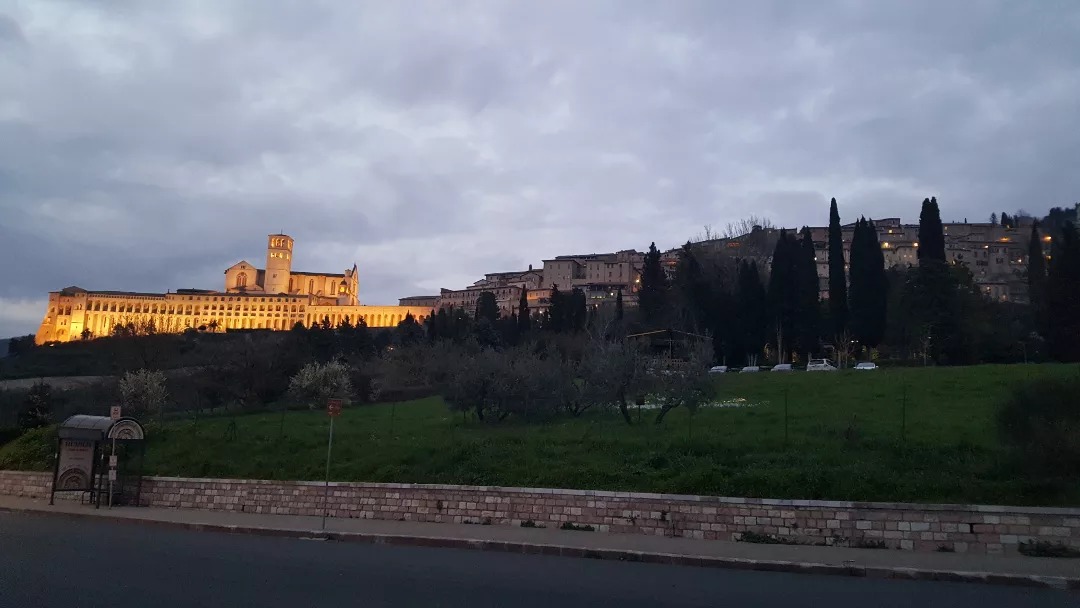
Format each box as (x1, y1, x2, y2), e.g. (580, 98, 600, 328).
(34, 234, 433, 344)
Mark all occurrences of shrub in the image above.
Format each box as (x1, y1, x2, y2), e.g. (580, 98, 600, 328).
(18, 381, 53, 430)
(998, 376, 1080, 472)
(0, 425, 55, 471)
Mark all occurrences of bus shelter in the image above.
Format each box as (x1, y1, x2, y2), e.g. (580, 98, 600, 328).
(50, 415, 146, 508)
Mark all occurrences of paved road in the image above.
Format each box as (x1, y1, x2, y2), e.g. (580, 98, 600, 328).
(0, 512, 1073, 607)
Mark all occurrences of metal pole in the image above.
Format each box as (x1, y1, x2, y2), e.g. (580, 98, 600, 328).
(901, 383, 907, 444)
(321, 416, 335, 531)
(109, 436, 116, 508)
(784, 388, 789, 446)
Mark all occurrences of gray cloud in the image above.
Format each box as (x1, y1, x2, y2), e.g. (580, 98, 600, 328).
(1, 0, 1079, 337)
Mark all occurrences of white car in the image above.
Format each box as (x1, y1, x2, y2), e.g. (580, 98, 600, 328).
(740, 366, 760, 373)
(806, 359, 837, 372)
(708, 366, 728, 374)
(771, 363, 793, 372)
(854, 362, 878, 370)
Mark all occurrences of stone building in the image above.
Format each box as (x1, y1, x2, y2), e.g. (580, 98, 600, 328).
(34, 234, 433, 344)
(540, 250, 643, 307)
(427, 253, 645, 318)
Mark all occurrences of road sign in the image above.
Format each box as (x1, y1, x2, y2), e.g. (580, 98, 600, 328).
(108, 469, 117, 481)
(327, 398, 342, 417)
(109, 455, 118, 468)
(110, 406, 122, 421)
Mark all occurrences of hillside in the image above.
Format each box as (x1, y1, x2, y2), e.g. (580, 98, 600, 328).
(4, 363, 1078, 506)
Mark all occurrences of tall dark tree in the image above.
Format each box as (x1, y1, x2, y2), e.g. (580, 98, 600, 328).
(673, 241, 712, 332)
(340, 315, 373, 356)
(797, 227, 821, 356)
(828, 197, 849, 336)
(1046, 221, 1080, 361)
(638, 242, 668, 328)
(848, 219, 888, 347)
(434, 308, 450, 341)
(918, 197, 946, 264)
(990, 212, 998, 226)
(475, 291, 499, 324)
(516, 287, 531, 334)
(395, 312, 424, 346)
(1041, 205, 1079, 243)
(767, 230, 800, 362)
(1001, 212, 1012, 229)
(614, 289, 624, 321)
(499, 313, 520, 346)
(547, 284, 565, 332)
(1028, 222, 1048, 334)
(569, 288, 587, 332)
(735, 260, 767, 364)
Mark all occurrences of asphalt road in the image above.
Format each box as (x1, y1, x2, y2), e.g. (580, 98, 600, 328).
(0, 512, 1073, 608)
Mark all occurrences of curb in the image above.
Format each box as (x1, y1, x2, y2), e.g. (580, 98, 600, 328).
(3, 505, 1077, 591)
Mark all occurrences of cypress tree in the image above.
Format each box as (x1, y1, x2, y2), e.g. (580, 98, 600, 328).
(918, 197, 946, 264)
(850, 219, 888, 347)
(475, 291, 499, 323)
(674, 241, 710, 332)
(614, 289, 624, 321)
(1028, 223, 1047, 334)
(798, 227, 821, 357)
(1046, 221, 1080, 361)
(517, 287, 531, 334)
(736, 260, 767, 365)
(827, 198, 848, 336)
(570, 288, 587, 332)
(638, 242, 668, 328)
(849, 219, 870, 345)
(767, 230, 799, 362)
(547, 284, 564, 332)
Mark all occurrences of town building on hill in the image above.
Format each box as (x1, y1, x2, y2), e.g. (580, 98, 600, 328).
(34, 234, 434, 344)
(540, 250, 644, 307)
(430, 252, 644, 317)
(673, 218, 1039, 304)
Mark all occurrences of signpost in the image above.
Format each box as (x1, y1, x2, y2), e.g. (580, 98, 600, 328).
(322, 398, 342, 530)
(108, 406, 121, 508)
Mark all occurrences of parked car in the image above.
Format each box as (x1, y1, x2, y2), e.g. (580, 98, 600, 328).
(806, 359, 837, 372)
(708, 365, 728, 374)
(740, 366, 760, 373)
(854, 362, 878, 370)
(771, 363, 793, 372)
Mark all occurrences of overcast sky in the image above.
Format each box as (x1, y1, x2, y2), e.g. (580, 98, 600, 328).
(2, 1, 1079, 338)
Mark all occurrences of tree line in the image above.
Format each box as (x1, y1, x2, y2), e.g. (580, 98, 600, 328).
(634, 197, 1080, 366)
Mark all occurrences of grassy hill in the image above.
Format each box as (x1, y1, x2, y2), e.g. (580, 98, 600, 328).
(3, 363, 1078, 506)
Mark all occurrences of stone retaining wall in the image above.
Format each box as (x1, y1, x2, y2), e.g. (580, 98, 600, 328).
(3, 470, 1077, 556)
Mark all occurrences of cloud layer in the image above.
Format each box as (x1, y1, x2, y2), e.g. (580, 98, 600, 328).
(2, 1, 1079, 336)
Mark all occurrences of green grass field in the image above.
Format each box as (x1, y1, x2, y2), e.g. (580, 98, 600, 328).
(3, 364, 1078, 506)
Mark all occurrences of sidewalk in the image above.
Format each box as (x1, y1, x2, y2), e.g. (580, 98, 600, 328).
(1, 495, 1076, 590)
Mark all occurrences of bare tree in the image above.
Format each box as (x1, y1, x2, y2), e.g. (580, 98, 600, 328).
(722, 215, 776, 239)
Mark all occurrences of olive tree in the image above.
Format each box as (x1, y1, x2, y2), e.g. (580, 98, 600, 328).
(287, 360, 353, 409)
(648, 340, 714, 424)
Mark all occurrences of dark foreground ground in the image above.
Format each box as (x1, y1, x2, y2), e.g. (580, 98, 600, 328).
(0, 512, 1073, 608)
